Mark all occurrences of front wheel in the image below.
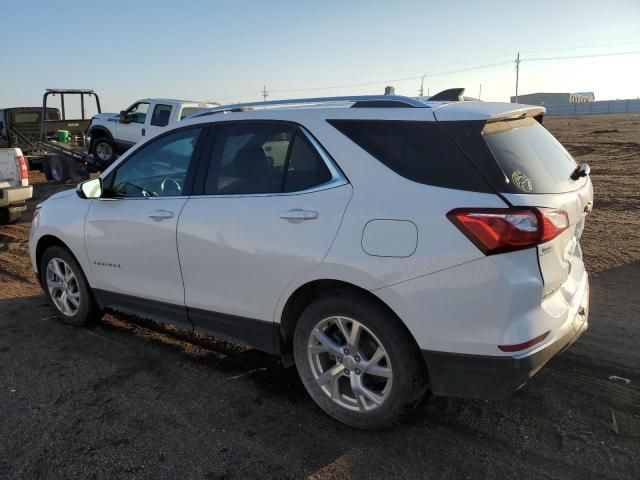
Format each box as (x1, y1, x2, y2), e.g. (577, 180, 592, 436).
(293, 291, 427, 429)
(40, 246, 102, 326)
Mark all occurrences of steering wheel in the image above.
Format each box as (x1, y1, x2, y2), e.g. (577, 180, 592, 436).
(160, 176, 182, 196)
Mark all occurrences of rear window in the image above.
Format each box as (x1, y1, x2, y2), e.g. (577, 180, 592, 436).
(180, 107, 211, 120)
(483, 117, 585, 194)
(328, 120, 491, 192)
(12, 109, 59, 124)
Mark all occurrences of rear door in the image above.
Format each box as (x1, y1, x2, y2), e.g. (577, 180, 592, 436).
(481, 117, 593, 298)
(177, 122, 351, 349)
(146, 103, 174, 138)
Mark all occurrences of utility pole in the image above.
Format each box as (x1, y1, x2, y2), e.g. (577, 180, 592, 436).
(262, 85, 268, 108)
(478, 83, 482, 100)
(515, 52, 521, 103)
(419, 72, 428, 97)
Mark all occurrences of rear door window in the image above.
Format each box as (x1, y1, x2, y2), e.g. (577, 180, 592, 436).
(483, 117, 585, 194)
(150, 104, 172, 127)
(203, 123, 334, 195)
(328, 120, 491, 192)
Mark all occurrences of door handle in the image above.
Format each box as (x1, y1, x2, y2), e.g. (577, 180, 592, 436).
(279, 209, 319, 221)
(142, 128, 146, 136)
(148, 209, 174, 221)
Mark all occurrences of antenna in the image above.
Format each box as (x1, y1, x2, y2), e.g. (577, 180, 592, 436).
(262, 85, 268, 108)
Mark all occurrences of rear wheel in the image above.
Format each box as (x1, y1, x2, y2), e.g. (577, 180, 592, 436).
(92, 137, 116, 163)
(40, 246, 101, 326)
(293, 291, 427, 429)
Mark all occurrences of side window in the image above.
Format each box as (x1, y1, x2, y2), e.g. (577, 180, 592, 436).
(150, 104, 172, 127)
(283, 133, 332, 192)
(110, 127, 201, 198)
(126, 102, 150, 124)
(203, 123, 335, 195)
(328, 120, 489, 192)
(204, 123, 295, 195)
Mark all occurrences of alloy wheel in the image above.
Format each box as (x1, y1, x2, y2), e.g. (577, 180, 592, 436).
(307, 316, 393, 412)
(46, 258, 80, 316)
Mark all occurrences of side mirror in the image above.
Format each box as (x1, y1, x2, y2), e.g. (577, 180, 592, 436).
(118, 111, 128, 123)
(76, 177, 102, 199)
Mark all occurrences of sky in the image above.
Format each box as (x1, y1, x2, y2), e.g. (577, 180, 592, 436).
(1, 0, 639, 113)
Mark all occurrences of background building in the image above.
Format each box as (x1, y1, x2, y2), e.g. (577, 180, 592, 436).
(511, 92, 595, 105)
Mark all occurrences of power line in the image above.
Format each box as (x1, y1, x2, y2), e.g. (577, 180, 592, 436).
(216, 48, 640, 102)
(524, 50, 640, 62)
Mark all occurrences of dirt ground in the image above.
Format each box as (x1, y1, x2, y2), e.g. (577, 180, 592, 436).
(1, 114, 639, 479)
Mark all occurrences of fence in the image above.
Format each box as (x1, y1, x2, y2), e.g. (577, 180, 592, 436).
(543, 99, 640, 116)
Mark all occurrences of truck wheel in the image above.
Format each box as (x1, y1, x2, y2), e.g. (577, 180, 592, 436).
(42, 156, 54, 180)
(293, 291, 427, 429)
(49, 155, 70, 184)
(92, 137, 116, 163)
(0, 208, 21, 225)
(69, 161, 90, 182)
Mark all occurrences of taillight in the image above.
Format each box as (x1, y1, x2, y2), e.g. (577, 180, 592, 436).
(447, 207, 569, 255)
(18, 155, 29, 180)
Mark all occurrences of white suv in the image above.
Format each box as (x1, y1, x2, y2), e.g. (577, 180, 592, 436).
(29, 93, 593, 429)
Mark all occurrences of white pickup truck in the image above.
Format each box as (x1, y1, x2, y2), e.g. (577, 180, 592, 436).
(87, 98, 217, 162)
(0, 148, 32, 224)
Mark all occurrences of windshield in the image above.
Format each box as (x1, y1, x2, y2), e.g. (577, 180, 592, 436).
(483, 117, 586, 194)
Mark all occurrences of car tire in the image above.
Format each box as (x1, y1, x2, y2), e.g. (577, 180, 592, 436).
(92, 137, 116, 163)
(49, 155, 70, 184)
(40, 245, 102, 327)
(0, 207, 21, 225)
(293, 291, 427, 429)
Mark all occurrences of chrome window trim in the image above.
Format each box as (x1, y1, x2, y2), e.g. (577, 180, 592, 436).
(193, 124, 349, 199)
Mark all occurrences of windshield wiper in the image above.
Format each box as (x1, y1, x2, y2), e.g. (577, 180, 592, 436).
(570, 163, 590, 181)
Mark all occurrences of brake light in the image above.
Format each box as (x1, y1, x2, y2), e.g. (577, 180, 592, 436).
(18, 155, 29, 180)
(447, 207, 569, 255)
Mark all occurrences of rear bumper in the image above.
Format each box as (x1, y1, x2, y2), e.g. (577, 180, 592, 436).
(0, 185, 32, 208)
(423, 278, 589, 400)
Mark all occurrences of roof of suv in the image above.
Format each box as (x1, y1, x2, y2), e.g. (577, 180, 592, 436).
(182, 94, 545, 126)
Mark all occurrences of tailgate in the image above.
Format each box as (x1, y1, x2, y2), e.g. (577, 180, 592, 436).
(502, 184, 593, 298)
(481, 117, 593, 299)
(0, 149, 20, 188)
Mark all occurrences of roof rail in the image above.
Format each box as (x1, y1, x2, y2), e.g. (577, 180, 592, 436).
(191, 95, 429, 118)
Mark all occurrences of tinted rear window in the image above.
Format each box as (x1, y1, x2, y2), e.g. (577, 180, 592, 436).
(483, 118, 585, 194)
(328, 120, 491, 192)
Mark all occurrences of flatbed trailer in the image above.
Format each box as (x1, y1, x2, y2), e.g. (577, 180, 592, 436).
(5, 89, 114, 183)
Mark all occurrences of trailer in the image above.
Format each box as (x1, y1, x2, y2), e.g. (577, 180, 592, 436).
(5, 89, 113, 183)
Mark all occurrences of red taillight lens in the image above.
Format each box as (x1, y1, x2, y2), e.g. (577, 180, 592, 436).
(447, 207, 569, 255)
(18, 155, 29, 180)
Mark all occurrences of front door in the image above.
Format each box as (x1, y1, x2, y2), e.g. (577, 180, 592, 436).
(85, 126, 204, 329)
(177, 122, 352, 349)
(116, 101, 150, 146)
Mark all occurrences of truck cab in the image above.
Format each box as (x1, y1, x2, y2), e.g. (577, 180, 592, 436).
(88, 99, 218, 162)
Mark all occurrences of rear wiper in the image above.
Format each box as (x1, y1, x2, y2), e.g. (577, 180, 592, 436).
(570, 163, 590, 181)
